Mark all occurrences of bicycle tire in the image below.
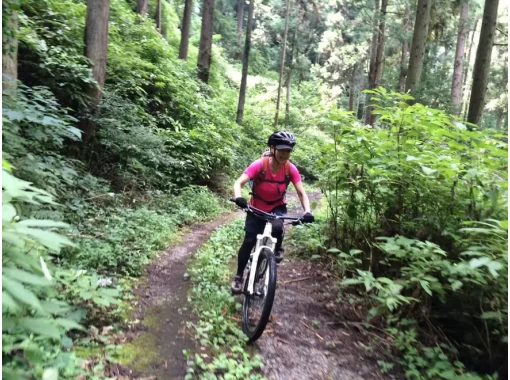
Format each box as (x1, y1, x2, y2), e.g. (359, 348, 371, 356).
(242, 248, 277, 343)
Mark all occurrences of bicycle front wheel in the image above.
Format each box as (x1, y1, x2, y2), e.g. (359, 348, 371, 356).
(242, 248, 277, 343)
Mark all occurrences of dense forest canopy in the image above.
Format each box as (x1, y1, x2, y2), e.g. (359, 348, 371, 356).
(2, 0, 508, 378)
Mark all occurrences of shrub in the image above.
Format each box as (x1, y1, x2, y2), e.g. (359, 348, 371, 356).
(317, 89, 508, 377)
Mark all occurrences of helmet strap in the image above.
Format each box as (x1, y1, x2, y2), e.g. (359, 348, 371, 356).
(272, 149, 283, 166)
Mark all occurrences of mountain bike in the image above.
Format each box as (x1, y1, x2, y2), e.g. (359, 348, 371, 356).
(230, 198, 311, 342)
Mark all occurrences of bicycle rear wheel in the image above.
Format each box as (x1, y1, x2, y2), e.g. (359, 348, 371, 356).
(242, 248, 277, 342)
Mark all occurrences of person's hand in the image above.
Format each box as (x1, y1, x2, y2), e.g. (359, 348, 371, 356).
(302, 212, 314, 223)
(235, 197, 248, 209)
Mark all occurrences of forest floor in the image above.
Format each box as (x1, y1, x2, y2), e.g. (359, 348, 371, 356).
(120, 192, 400, 379)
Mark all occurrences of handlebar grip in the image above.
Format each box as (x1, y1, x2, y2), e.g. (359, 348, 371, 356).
(291, 218, 316, 226)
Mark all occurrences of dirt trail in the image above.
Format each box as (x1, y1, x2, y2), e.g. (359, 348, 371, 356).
(253, 191, 392, 380)
(123, 191, 396, 380)
(123, 212, 240, 379)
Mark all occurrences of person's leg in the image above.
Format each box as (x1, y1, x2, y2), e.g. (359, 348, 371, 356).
(271, 205, 287, 262)
(235, 232, 257, 277)
(232, 214, 264, 294)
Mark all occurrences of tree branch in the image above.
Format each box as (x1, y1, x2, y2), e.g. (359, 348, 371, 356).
(496, 27, 508, 36)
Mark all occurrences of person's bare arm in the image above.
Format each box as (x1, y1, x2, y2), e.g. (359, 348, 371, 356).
(293, 181, 311, 213)
(234, 173, 251, 198)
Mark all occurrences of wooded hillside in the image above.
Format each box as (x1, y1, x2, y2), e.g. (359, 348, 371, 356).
(2, 0, 507, 378)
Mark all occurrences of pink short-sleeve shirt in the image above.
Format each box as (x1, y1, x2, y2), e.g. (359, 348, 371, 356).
(244, 158, 302, 212)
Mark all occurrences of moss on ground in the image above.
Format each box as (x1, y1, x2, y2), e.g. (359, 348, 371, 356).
(117, 305, 165, 370)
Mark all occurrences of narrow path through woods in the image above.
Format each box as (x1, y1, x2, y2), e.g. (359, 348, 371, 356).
(121, 212, 240, 379)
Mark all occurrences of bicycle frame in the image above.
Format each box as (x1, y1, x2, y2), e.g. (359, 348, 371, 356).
(246, 222, 275, 296)
(229, 198, 303, 296)
(229, 198, 313, 342)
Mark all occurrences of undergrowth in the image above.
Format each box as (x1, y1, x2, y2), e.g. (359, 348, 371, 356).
(308, 90, 508, 378)
(2, 159, 227, 378)
(185, 219, 266, 379)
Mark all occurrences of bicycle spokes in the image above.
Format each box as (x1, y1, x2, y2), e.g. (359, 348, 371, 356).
(242, 248, 277, 342)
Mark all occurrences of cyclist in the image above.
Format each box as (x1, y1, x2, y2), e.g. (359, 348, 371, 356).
(231, 131, 314, 294)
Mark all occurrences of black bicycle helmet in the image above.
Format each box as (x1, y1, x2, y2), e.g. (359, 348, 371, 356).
(267, 130, 296, 150)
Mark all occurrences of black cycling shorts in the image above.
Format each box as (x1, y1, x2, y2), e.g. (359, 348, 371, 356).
(244, 204, 287, 235)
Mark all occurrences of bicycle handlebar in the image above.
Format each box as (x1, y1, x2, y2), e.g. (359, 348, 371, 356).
(229, 198, 312, 225)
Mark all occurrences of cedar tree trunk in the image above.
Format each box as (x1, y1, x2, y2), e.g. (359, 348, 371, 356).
(179, 0, 193, 60)
(451, 0, 470, 113)
(274, 0, 291, 126)
(467, 0, 499, 125)
(236, 0, 254, 124)
(136, 0, 148, 15)
(81, 0, 110, 143)
(405, 0, 433, 93)
(398, 6, 410, 93)
(285, 27, 297, 128)
(237, 0, 244, 59)
(461, 19, 478, 119)
(156, 0, 162, 32)
(197, 0, 216, 83)
(366, 0, 387, 126)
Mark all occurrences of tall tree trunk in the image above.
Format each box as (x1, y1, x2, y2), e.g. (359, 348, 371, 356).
(467, 0, 499, 126)
(348, 65, 357, 111)
(398, 6, 410, 93)
(284, 71, 293, 127)
(364, 0, 380, 125)
(2, 9, 18, 91)
(353, 64, 362, 117)
(461, 19, 478, 119)
(237, 0, 244, 59)
(81, 0, 110, 143)
(495, 110, 505, 129)
(136, 0, 148, 15)
(450, 0, 470, 114)
(197, 0, 215, 83)
(155, 0, 162, 32)
(274, 0, 291, 126)
(348, 63, 363, 113)
(463, 19, 478, 89)
(366, 0, 387, 126)
(373, 0, 388, 85)
(179, 0, 193, 60)
(236, 0, 254, 124)
(355, 87, 361, 117)
(367, 0, 380, 89)
(285, 28, 297, 128)
(405, 0, 433, 94)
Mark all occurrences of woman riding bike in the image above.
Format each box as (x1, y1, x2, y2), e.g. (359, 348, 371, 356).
(231, 131, 314, 294)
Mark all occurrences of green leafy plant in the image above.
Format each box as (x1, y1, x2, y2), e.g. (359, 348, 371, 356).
(2, 163, 86, 379)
